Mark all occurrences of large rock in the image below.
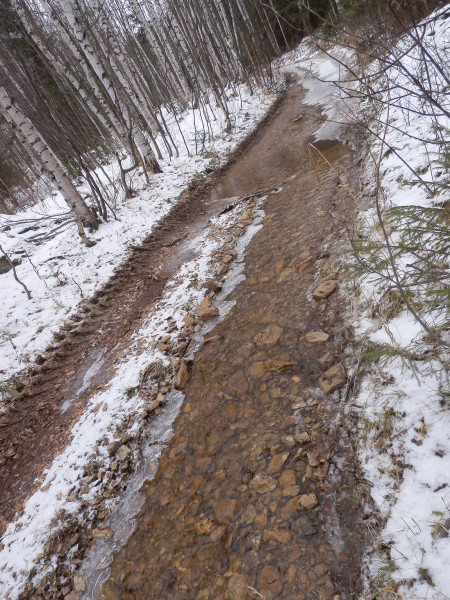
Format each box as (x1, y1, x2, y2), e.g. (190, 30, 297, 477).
(313, 279, 337, 299)
(195, 297, 219, 321)
(319, 363, 346, 394)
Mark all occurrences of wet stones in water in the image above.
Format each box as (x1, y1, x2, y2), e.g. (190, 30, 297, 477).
(319, 363, 346, 394)
(227, 573, 248, 600)
(267, 451, 289, 475)
(228, 370, 248, 396)
(213, 497, 238, 521)
(195, 297, 220, 321)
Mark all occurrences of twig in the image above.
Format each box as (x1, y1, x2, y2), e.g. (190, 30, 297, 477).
(0, 241, 32, 299)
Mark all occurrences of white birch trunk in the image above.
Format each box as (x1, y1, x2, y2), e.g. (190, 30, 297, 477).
(0, 85, 97, 245)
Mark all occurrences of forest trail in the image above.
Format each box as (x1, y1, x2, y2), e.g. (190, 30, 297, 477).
(2, 79, 367, 600)
(102, 82, 366, 600)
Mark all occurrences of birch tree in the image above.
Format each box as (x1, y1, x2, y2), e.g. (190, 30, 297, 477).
(0, 85, 97, 245)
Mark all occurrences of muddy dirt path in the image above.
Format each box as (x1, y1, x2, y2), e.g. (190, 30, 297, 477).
(103, 84, 365, 600)
(0, 97, 285, 531)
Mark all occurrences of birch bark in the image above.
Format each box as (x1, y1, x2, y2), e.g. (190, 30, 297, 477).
(0, 84, 97, 245)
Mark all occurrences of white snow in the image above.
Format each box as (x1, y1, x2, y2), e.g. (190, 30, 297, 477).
(0, 84, 275, 385)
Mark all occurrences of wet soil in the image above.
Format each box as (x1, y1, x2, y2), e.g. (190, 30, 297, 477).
(103, 85, 365, 600)
(0, 95, 284, 532)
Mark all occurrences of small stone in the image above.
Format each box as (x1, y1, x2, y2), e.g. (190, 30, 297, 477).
(210, 525, 227, 542)
(117, 445, 131, 462)
(183, 314, 195, 327)
(73, 574, 86, 592)
(223, 254, 233, 263)
(105, 439, 120, 457)
(254, 513, 268, 529)
(295, 430, 311, 445)
(319, 363, 346, 394)
(283, 485, 301, 497)
(307, 451, 321, 467)
(195, 519, 213, 535)
(258, 565, 279, 585)
(213, 498, 238, 521)
(279, 469, 296, 488)
(174, 362, 190, 390)
(195, 297, 219, 321)
(313, 280, 337, 299)
(282, 416, 297, 430)
(92, 528, 113, 539)
(65, 593, 79, 600)
(228, 573, 248, 600)
(292, 515, 318, 537)
(250, 473, 277, 494)
(287, 564, 296, 583)
(247, 362, 266, 379)
(304, 331, 329, 344)
(299, 492, 319, 510)
(156, 393, 166, 405)
(202, 279, 222, 292)
(280, 496, 301, 520)
(268, 529, 292, 544)
(317, 351, 334, 369)
(228, 370, 248, 396)
(240, 504, 256, 525)
(267, 451, 289, 475)
(253, 324, 283, 347)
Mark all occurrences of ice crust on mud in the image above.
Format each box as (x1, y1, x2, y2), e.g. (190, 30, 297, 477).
(288, 10, 450, 599)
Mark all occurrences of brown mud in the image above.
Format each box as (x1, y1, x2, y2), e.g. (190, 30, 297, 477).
(103, 83, 366, 600)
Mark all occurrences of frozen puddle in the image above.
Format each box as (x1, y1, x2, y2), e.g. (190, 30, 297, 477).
(61, 349, 106, 413)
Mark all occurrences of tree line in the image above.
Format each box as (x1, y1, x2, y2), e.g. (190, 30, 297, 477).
(0, 0, 355, 244)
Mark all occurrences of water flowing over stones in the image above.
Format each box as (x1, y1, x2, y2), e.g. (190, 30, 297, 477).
(102, 85, 366, 600)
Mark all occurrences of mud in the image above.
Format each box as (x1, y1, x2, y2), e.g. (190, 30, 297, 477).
(102, 84, 365, 600)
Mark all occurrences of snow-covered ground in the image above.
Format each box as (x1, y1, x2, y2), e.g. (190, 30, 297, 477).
(287, 8, 450, 599)
(0, 85, 275, 384)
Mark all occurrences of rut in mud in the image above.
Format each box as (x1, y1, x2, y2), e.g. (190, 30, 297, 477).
(103, 84, 366, 600)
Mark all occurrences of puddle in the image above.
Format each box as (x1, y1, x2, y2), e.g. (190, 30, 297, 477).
(61, 349, 106, 413)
